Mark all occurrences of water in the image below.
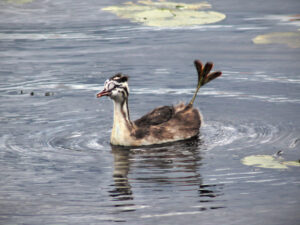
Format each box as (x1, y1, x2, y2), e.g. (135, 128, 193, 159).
(1, 0, 300, 224)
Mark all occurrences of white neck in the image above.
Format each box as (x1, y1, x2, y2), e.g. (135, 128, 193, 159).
(111, 99, 133, 145)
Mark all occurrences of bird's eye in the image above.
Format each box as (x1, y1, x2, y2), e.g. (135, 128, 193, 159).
(108, 82, 116, 90)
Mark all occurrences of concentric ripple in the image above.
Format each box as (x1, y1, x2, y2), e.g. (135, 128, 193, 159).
(200, 120, 287, 151)
(0, 114, 294, 159)
(48, 130, 104, 152)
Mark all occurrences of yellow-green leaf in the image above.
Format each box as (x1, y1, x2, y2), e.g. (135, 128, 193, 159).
(242, 154, 300, 169)
(241, 155, 288, 169)
(253, 32, 300, 48)
(282, 160, 300, 167)
(102, 1, 226, 27)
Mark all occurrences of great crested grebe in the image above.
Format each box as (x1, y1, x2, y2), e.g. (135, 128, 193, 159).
(97, 60, 222, 146)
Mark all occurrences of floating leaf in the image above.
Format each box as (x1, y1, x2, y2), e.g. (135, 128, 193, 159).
(253, 32, 300, 48)
(282, 160, 300, 167)
(241, 155, 300, 169)
(137, 0, 211, 10)
(102, 1, 226, 27)
(241, 155, 288, 169)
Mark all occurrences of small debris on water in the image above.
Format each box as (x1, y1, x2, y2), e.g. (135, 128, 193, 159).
(45, 92, 54, 96)
(19, 91, 54, 96)
(274, 150, 283, 158)
(289, 138, 300, 148)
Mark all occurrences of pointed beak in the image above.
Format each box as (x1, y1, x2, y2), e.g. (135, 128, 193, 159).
(96, 89, 110, 98)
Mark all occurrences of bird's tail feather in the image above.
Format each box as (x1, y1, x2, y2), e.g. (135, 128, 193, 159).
(189, 60, 222, 106)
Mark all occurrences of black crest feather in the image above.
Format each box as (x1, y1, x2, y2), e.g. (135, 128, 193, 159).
(110, 73, 129, 83)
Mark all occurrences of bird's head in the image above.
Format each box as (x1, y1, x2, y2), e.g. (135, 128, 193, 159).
(97, 73, 129, 102)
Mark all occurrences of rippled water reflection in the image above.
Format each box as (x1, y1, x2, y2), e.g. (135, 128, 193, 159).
(1, 0, 300, 224)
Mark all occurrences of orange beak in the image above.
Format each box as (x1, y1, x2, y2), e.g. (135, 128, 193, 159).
(96, 89, 110, 98)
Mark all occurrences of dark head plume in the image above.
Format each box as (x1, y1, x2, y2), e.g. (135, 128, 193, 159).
(110, 73, 129, 83)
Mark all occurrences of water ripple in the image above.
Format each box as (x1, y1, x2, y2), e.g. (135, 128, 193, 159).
(200, 120, 288, 151)
(0, 111, 293, 157)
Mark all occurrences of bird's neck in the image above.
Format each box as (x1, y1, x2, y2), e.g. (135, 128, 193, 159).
(111, 99, 133, 145)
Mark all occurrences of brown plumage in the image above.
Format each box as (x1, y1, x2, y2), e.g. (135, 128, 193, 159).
(96, 60, 222, 146)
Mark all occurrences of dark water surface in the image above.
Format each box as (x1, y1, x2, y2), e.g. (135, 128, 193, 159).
(1, 0, 300, 224)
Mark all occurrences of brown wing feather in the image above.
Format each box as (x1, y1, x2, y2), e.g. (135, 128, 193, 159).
(134, 106, 174, 127)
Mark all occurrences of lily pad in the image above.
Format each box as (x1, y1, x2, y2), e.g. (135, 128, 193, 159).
(253, 31, 300, 48)
(102, 0, 226, 27)
(241, 155, 300, 169)
(283, 160, 300, 167)
(137, 0, 211, 10)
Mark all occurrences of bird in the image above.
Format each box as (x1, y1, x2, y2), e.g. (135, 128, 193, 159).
(97, 60, 222, 146)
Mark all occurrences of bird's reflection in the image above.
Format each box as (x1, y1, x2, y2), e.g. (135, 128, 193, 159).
(109, 147, 133, 201)
(109, 137, 224, 211)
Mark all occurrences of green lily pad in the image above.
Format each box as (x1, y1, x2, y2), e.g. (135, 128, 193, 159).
(241, 155, 300, 169)
(283, 160, 300, 167)
(102, 0, 226, 27)
(137, 0, 211, 10)
(253, 31, 300, 48)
